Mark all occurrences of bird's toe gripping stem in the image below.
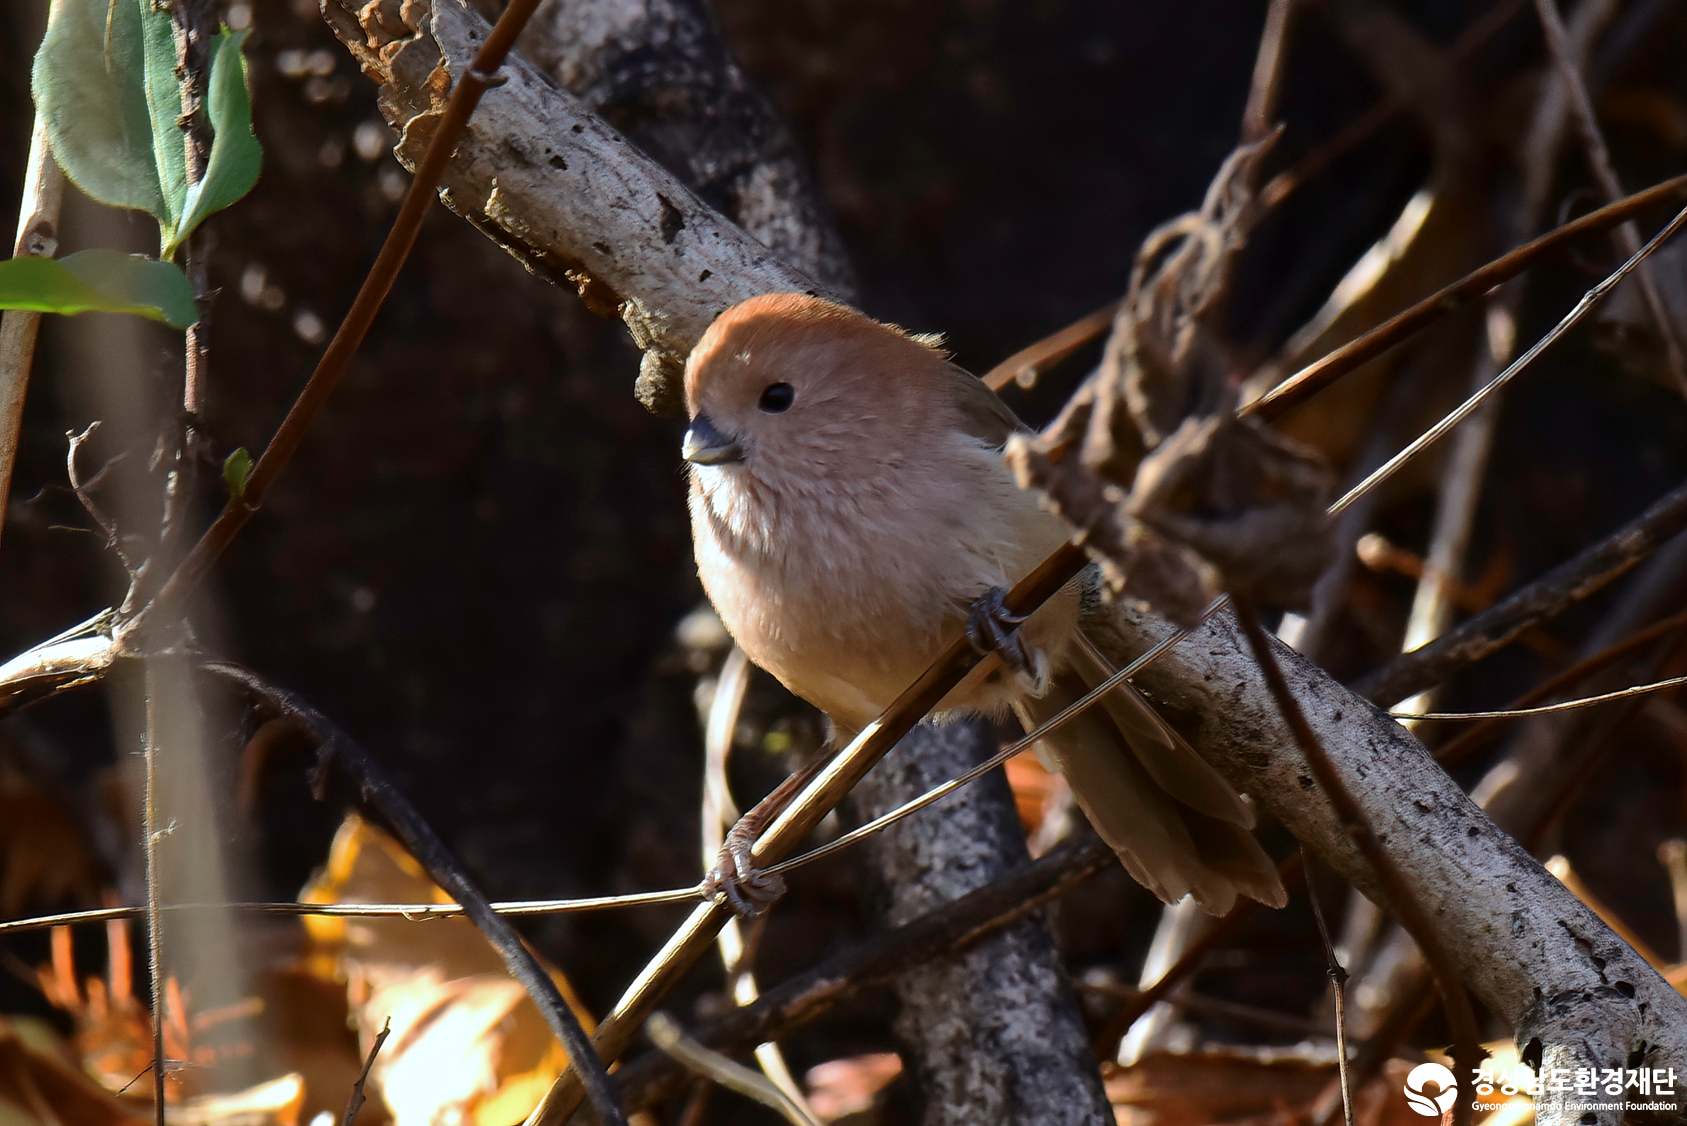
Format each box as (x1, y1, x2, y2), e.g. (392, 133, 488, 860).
(966, 586, 1047, 690)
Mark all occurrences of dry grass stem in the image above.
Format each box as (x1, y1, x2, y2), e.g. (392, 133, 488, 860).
(645, 1013, 822, 1126)
(1302, 853, 1354, 1126)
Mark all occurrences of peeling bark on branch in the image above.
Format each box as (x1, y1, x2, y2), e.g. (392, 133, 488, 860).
(521, 0, 856, 297)
(319, 0, 838, 412)
(1086, 604, 1687, 1126)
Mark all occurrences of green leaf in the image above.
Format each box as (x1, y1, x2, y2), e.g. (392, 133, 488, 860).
(32, 0, 172, 223)
(34, 3, 261, 256)
(168, 28, 260, 257)
(139, 0, 188, 237)
(222, 447, 253, 499)
(0, 249, 198, 327)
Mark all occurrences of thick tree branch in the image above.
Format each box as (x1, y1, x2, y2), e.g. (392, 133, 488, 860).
(1085, 605, 1687, 1126)
(320, 0, 840, 412)
(522, 0, 855, 297)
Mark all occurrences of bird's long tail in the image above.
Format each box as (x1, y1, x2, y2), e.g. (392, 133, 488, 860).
(1012, 634, 1286, 914)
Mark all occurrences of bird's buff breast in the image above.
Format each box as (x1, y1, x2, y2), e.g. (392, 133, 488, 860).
(688, 456, 1077, 733)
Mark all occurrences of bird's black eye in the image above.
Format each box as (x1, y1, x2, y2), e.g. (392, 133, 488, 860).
(758, 382, 795, 413)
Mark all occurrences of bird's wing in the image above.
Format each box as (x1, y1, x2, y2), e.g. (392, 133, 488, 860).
(942, 364, 1028, 447)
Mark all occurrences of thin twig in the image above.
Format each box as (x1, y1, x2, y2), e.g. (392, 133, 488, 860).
(1521, 630, 1687, 854)
(66, 424, 122, 557)
(981, 300, 1121, 393)
(124, 0, 550, 644)
(645, 1013, 821, 1126)
(1302, 850, 1354, 1126)
(1338, 977, 1439, 1120)
(0, 889, 706, 935)
(133, 599, 174, 1124)
(1534, 0, 1687, 399)
(1246, 174, 1687, 422)
(200, 661, 628, 1126)
(1393, 672, 1687, 720)
(1431, 608, 1687, 767)
(1242, 0, 1298, 143)
(1231, 596, 1479, 1126)
(1356, 476, 1687, 706)
(342, 1017, 391, 1126)
(700, 649, 811, 1114)
(141, 660, 170, 1126)
(1327, 201, 1687, 523)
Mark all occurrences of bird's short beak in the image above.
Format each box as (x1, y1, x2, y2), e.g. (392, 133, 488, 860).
(682, 414, 744, 466)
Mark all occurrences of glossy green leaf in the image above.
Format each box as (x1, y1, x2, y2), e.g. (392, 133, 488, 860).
(32, 0, 170, 223)
(169, 28, 260, 256)
(222, 447, 253, 499)
(0, 249, 197, 328)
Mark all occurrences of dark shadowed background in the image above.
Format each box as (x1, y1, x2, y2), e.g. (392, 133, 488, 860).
(3, 0, 1687, 1116)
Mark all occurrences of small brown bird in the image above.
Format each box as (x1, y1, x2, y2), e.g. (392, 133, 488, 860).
(683, 293, 1285, 914)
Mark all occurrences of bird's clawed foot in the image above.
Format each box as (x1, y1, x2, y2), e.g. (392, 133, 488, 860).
(966, 586, 1048, 692)
(702, 752, 831, 917)
(704, 822, 786, 917)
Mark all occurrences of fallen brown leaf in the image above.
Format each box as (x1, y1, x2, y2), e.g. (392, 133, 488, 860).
(299, 814, 592, 1126)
